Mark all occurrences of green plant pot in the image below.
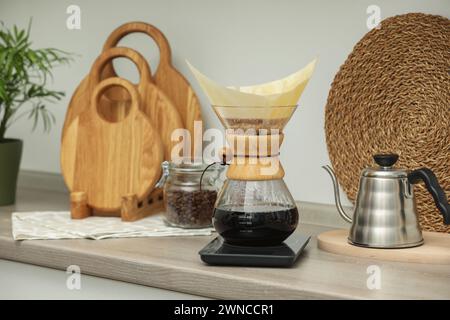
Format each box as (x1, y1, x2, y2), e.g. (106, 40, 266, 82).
(0, 139, 23, 205)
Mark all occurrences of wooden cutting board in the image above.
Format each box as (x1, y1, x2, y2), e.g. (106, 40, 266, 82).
(101, 21, 203, 144)
(61, 78, 163, 211)
(62, 47, 183, 164)
(318, 229, 450, 264)
(62, 22, 202, 155)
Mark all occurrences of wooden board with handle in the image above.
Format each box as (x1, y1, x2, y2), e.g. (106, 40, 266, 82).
(61, 47, 183, 219)
(317, 229, 450, 264)
(62, 47, 183, 165)
(91, 47, 184, 161)
(101, 22, 203, 143)
(60, 22, 203, 220)
(63, 22, 202, 154)
(61, 77, 164, 212)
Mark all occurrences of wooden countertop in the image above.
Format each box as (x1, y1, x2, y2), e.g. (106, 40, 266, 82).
(0, 187, 449, 299)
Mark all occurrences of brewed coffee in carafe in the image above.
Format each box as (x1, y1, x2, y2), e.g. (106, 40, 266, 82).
(214, 179, 298, 246)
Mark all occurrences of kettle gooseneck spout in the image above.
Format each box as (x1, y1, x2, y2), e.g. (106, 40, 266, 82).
(322, 165, 353, 223)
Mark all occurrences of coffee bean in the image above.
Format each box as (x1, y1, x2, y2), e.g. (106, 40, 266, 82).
(165, 189, 217, 228)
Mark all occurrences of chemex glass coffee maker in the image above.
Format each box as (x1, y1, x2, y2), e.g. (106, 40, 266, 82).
(212, 105, 299, 247)
(188, 60, 316, 267)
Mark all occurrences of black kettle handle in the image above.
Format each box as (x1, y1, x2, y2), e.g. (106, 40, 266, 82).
(408, 168, 450, 225)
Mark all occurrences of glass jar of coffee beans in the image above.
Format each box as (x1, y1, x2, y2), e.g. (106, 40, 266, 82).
(158, 161, 222, 228)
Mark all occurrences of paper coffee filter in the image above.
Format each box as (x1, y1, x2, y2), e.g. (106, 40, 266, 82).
(186, 59, 317, 109)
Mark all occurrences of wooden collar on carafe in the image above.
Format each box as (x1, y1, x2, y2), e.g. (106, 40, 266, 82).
(224, 132, 285, 181)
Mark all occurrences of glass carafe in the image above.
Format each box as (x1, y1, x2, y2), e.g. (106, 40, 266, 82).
(208, 104, 299, 246)
(213, 179, 298, 246)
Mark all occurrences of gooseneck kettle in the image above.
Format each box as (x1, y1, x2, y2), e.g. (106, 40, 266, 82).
(323, 154, 450, 248)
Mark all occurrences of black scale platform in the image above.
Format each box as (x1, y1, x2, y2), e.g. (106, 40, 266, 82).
(199, 233, 311, 267)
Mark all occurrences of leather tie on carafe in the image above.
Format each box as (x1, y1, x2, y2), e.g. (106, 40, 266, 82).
(199, 153, 230, 192)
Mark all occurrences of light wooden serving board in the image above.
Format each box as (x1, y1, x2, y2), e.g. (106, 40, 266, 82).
(62, 47, 183, 163)
(61, 46, 183, 219)
(63, 22, 202, 152)
(102, 21, 203, 142)
(318, 229, 450, 264)
(61, 77, 163, 212)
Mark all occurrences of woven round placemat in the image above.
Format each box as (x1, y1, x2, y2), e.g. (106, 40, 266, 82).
(325, 13, 450, 233)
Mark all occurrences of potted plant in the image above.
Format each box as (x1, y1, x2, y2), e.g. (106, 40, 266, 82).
(0, 21, 72, 205)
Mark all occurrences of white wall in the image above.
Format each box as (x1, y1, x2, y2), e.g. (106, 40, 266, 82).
(2, 0, 449, 205)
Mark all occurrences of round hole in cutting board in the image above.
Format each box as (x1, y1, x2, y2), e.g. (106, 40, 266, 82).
(114, 32, 160, 76)
(111, 57, 140, 85)
(96, 84, 132, 123)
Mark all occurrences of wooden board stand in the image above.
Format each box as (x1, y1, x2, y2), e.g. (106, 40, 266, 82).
(70, 189, 164, 222)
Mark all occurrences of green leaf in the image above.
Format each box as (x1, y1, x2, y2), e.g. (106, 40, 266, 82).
(0, 19, 73, 137)
(0, 84, 6, 101)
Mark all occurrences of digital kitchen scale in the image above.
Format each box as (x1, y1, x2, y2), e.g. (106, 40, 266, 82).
(199, 233, 311, 267)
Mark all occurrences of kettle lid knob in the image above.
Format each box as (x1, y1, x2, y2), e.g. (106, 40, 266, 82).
(374, 154, 399, 167)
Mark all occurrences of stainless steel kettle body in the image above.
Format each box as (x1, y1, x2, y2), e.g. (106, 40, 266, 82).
(348, 170, 423, 248)
(323, 154, 450, 249)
